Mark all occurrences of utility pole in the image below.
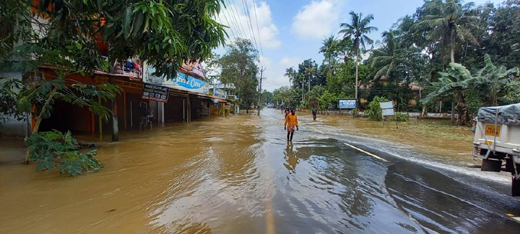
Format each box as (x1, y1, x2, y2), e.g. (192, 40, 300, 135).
(258, 67, 266, 116)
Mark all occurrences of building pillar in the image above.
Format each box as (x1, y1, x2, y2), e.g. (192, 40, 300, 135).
(158, 102, 164, 123)
(98, 97, 103, 142)
(186, 94, 191, 123)
(110, 77, 119, 142)
(123, 92, 127, 129)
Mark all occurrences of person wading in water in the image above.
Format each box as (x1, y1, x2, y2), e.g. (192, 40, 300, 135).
(284, 109, 299, 142)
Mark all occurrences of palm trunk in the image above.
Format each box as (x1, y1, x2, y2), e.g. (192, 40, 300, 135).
(450, 36, 455, 63)
(301, 81, 304, 103)
(308, 75, 310, 93)
(354, 57, 359, 117)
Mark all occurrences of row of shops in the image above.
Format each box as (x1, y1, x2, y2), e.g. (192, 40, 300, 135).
(0, 62, 239, 141)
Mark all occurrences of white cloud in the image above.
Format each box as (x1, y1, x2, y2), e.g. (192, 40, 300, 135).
(280, 57, 301, 68)
(216, 1, 280, 49)
(292, 0, 341, 39)
(258, 55, 272, 68)
(255, 57, 302, 91)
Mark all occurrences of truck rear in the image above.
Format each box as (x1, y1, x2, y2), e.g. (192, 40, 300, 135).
(472, 104, 520, 196)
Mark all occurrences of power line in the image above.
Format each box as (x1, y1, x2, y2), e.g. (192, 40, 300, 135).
(251, 0, 264, 57)
(221, 3, 240, 39)
(227, 0, 248, 40)
(219, 4, 237, 38)
(224, 0, 243, 38)
(241, 0, 260, 55)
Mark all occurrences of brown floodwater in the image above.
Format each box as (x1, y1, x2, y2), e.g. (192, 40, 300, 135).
(1, 109, 520, 233)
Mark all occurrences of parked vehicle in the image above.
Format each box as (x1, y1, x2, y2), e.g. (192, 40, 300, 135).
(472, 104, 520, 196)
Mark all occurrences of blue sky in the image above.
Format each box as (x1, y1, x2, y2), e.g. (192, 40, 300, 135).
(214, 0, 502, 91)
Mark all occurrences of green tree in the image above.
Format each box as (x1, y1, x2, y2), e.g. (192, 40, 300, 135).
(318, 91, 340, 110)
(365, 96, 389, 121)
(339, 11, 378, 106)
(284, 67, 298, 88)
(304, 66, 317, 94)
(261, 90, 274, 105)
(319, 36, 339, 77)
(413, 0, 480, 63)
(470, 54, 519, 105)
(219, 39, 259, 111)
(370, 30, 402, 79)
(486, 1, 520, 68)
(421, 62, 473, 125)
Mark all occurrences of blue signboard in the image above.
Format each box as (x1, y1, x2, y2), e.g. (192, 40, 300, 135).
(213, 87, 227, 98)
(172, 72, 206, 90)
(338, 99, 356, 109)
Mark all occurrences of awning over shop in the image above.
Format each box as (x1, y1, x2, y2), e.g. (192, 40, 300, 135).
(190, 93, 229, 103)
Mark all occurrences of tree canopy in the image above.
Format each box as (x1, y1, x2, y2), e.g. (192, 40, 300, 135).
(275, 0, 519, 125)
(218, 38, 259, 109)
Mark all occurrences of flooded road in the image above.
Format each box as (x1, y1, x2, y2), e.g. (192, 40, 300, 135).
(1, 109, 520, 233)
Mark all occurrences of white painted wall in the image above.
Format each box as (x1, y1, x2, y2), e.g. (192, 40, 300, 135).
(0, 72, 29, 138)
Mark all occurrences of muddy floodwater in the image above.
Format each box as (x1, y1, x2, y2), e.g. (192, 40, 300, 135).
(1, 109, 520, 233)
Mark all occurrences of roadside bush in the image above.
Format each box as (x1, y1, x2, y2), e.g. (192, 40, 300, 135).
(26, 130, 101, 177)
(318, 91, 338, 110)
(388, 113, 409, 122)
(365, 96, 389, 121)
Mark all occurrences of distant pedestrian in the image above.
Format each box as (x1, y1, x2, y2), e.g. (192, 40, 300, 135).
(284, 108, 290, 119)
(139, 103, 149, 130)
(312, 108, 317, 121)
(284, 109, 299, 142)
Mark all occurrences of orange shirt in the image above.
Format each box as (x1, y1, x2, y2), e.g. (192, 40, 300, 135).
(284, 114, 298, 127)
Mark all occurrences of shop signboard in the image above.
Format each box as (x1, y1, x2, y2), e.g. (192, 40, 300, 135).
(338, 99, 356, 109)
(147, 66, 209, 94)
(142, 83, 169, 103)
(213, 87, 227, 98)
(173, 72, 206, 91)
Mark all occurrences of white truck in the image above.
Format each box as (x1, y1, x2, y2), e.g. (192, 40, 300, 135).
(473, 103, 520, 196)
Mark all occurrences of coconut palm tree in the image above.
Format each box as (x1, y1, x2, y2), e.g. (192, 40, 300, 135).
(339, 11, 378, 107)
(413, 0, 480, 63)
(319, 35, 337, 68)
(284, 67, 297, 88)
(370, 30, 401, 79)
(305, 66, 317, 93)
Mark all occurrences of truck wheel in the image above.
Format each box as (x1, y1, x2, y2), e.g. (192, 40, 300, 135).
(513, 177, 520, 197)
(481, 159, 502, 172)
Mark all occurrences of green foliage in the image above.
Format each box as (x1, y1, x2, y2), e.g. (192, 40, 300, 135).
(218, 39, 259, 109)
(274, 0, 519, 122)
(365, 96, 389, 121)
(318, 91, 340, 110)
(273, 86, 299, 108)
(339, 11, 378, 57)
(261, 90, 273, 105)
(26, 130, 101, 177)
(421, 62, 472, 104)
(412, 0, 480, 63)
(0, 78, 26, 124)
(1, 0, 226, 78)
(388, 113, 410, 122)
(470, 54, 519, 105)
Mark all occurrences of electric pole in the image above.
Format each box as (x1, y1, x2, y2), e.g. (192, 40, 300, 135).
(258, 67, 266, 115)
